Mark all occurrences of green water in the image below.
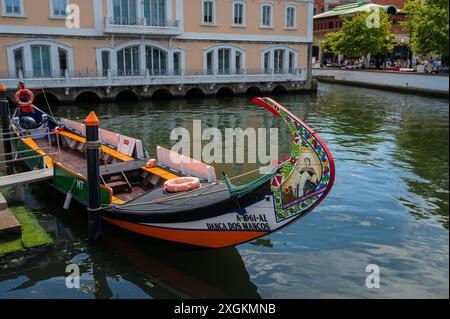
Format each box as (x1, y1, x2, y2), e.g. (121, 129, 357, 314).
(0, 83, 448, 298)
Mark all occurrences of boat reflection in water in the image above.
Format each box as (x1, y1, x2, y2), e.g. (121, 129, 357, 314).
(0, 185, 260, 299)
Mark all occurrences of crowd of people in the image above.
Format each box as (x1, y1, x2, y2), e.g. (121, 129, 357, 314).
(321, 56, 449, 74)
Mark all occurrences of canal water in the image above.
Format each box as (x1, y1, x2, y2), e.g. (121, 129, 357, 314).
(0, 83, 448, 298)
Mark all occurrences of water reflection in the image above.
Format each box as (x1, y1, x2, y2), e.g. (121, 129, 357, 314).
(1, 83, 448, 298)
(0, 185, 259, 299)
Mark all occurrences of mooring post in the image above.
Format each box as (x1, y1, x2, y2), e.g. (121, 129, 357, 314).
(0, 84, 12, 162)
(85, 111, 101, 241)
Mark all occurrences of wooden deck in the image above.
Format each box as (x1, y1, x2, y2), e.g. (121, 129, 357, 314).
(35, 139, 155, 203)
(0, 169, 54, 188)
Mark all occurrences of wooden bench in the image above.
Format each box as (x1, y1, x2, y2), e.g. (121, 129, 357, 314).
(58, 130, 179, 181)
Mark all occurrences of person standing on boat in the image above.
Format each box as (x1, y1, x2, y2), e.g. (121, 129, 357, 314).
(16, 81, 35, 114)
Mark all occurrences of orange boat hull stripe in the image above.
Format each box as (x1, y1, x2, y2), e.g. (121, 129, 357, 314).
(102, 217, 266, 248)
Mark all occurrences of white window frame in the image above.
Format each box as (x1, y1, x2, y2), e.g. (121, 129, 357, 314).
(6, 39, 74, 78)
(285, 5, 296, 29)
(2, 0, 25, 16)
(49, 0, 69, 18)
(260, 3, 273, 28)
(96, 40, 185, 77)
(260, 46, 298, 75)
(201, 0, 216, 26)
(203, 44, 246, 75)
(232, 0, 246, 27)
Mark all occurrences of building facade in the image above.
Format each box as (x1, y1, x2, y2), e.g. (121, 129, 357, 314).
(312, 1, 410, 66)
(0, 0, 315, 103)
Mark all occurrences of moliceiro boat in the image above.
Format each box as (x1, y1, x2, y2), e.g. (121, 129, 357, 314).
(10, 94, 335, 248)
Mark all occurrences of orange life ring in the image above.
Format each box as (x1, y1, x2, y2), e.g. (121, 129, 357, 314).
(15, 89, 34, 107)
(164, 177, 201, 193)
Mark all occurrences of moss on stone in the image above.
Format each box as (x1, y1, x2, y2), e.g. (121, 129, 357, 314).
(0, 206, 53, 257)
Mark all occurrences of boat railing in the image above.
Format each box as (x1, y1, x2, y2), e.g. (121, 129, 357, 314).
(0, 129, 62, 166)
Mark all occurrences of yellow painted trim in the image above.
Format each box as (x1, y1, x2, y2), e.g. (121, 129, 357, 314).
(21, 137, 53, 168)
(142, 167, 179, 180)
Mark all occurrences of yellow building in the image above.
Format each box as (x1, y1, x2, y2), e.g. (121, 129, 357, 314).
(0, 0, 314, 102)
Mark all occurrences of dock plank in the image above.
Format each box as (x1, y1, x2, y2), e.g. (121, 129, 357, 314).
(0, 168, 54, 188)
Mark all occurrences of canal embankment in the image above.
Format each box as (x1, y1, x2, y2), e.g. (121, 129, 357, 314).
(313, 68, 449, 97)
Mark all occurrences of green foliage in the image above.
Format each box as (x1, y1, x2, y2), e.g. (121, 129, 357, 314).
(400, 0, 449, 57)
(321, 9, 395, 58)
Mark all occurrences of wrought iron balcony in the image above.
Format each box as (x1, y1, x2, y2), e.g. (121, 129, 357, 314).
(104, 17, 182, 35)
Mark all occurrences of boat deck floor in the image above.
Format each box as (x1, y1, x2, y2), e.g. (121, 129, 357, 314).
(35, 139, 152, 203)
(36, 139, 87, 173)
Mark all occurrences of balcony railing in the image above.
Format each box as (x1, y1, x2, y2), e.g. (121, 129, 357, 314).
(0, 68, 306, 89)
(104, 17, 181, 35)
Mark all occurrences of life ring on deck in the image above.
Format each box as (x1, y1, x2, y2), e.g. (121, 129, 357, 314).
(164, 177, 201, 193)
(15, 89, 34, 107)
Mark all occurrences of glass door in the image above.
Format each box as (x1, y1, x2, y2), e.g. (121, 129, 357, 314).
(144, 0, 166, 26)
(31, 45, 51, 78)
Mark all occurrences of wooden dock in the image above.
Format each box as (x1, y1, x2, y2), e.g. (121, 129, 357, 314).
(0, 168, 53, 188)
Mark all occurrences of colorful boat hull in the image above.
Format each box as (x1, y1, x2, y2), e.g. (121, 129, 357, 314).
(10, 97, 335, 248)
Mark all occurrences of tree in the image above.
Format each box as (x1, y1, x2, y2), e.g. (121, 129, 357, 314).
(321, 9, 395, 58)
(400, 0, 449, 58)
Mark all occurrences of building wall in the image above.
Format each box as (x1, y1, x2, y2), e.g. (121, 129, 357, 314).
(0, 0, 96, 28)
(0, 0, 313, 91)
(183, 0, 310, 37)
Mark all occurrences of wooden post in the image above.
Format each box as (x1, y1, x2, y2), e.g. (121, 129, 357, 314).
(0, 84, 12, 163)
(85, 111, 101, 241)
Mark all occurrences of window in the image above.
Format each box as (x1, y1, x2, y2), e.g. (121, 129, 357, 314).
(235, 51, 242, 74)
(218, 48, 231, 75)
(206, 51, 213, 75)
(288, 51, 295, 73)
(328, 21, 334, 29)
(233, 1, 244, 26)
(101, 51, 110, 76)
(8, 40, 73, 79)
(285, 6, 296, 28)
(202, 0, 215, 24)
(117, 46, 140, 76)
(144, 0, 166, 26)
(58, 48, 68, 76)
(112, 0, 137, 25)
(51, 0, 68, 17)
(261, 47, 297, 75)
(31, 45, 51, 78)
(263, 52, 270, 74)
(3, 0, 23, 15)
(146, 46, 168, 75)
(13, 48, 24, 78)
(274, 49, 284, 74)
(173, 52, 181, 75)
(204, 45, 245, 75)
(261, 4, 272, 27)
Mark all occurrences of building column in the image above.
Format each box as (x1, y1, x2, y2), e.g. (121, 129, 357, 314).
(139, 44, 146, 76)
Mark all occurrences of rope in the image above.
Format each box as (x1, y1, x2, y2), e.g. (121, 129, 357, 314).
(41, 88, 55, 120)
(111, 162, 287, 210)
(113, 176, 227, 209)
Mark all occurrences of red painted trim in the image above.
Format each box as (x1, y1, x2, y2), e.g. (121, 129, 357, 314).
(251, 97, 336, 209)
